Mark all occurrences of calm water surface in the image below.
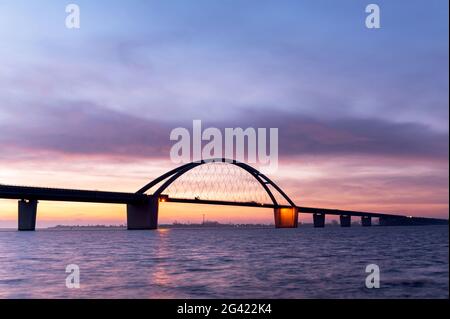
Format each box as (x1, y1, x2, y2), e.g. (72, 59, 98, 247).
(0, 226, 448, 298)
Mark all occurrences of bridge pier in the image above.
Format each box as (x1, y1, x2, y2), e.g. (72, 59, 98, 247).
(313, 213, 325, 228)
(274, 207, 298, 228)
(18, 199, 38, 231)
(340, 215, 351, 227)
(127, 196, 159, 230)
(361, 216, 371, 227)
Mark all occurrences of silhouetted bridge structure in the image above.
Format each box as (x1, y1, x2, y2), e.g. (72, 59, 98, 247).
(0, 159, 447, 231)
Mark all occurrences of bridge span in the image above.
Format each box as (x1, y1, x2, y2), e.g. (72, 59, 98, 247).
(0, 159, 447, 230)
(0, 184, 446, 231)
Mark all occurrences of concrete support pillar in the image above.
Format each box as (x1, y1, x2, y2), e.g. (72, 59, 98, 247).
(313, 213, 325, 228)
(127, 196, 159, 230)
(361, 216, 371, 227)
(340, 215, 351, 227)
(274, 207, 298, 228)
(18, 199, 38, 231)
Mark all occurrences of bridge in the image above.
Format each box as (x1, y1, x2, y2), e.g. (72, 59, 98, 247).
(0, 158, 447, 230)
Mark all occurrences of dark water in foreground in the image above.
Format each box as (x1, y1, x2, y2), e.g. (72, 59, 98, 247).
(0, 225, 448, 298)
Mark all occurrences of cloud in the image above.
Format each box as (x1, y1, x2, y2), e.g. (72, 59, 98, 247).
(0, 101, 172, 158)
(199, 111, 449, 161)
(0, 101, 447, 163)
(277, 116, 449, 160)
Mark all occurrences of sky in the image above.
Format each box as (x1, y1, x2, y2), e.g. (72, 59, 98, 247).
(0, 0, 448, 227)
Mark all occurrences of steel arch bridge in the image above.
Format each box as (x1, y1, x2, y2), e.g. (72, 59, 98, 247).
(0, 158, 447, 230)
(127, 158, 299, 229)
(137, 158, 296, 207)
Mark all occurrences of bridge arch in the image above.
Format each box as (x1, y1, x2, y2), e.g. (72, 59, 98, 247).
(136, 158, 296, 208)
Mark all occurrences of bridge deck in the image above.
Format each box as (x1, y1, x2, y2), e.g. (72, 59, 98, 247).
(0, 185, 447, 224)
(0, 185, 149, 204)
(163, 198, 436, 220)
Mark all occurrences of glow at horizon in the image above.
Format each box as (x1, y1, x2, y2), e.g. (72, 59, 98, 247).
(0, 0, 448, 227)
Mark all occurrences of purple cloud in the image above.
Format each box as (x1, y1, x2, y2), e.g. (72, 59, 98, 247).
(0, 101, 447, 162)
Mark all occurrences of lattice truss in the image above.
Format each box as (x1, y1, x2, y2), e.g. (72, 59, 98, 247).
(147, 162, 290, 205)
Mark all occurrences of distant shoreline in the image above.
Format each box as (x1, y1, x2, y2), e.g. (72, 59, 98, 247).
(45, 223, 276, 230)
(1, 222, 363, 231)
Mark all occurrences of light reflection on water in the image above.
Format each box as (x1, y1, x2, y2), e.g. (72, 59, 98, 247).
(0, 225, 448, 298)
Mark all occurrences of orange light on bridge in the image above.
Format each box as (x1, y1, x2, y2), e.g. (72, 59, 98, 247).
(159, 195, 169, 203)
(274, 207, 298, 228)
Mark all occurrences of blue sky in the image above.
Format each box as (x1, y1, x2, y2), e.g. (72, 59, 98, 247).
(1, 0, 448, 152)
(1, 0, 448, 128)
